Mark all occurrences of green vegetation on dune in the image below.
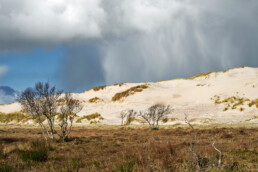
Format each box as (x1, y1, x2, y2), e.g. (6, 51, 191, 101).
(211, 95, 255, 112)
(113, 83, 125, 87)
(88, 97, 102, 103)
(0, 111, 29, 123)
(189, 66, 247, 80)
(112, 84, 149, 102)
(76, 113, 104, 123)
(189, 71, 213, 80)
(248, 98, 258, 108)
(84, 85, 107, 92)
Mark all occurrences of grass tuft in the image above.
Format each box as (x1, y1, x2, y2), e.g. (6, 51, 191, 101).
(19, 140, 49, 162)
(114, 83, 125, 87)
(0, 163, 12, 172)
(189, 72, 213, 80)
(114, 161, 135, 172)
(0, 111, 30, 123)
(84, 85, 107, 92)
(112, 84, 149, 102)
(248, 98, 258, 108)
(88, 97, 102, 103)
(76, 113, 103, 123)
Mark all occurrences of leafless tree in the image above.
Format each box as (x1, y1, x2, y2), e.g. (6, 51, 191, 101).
(120, 109, 136, 126)
(210, 135, 222, 166)
(185, 113, 201, 165)
(19, 82, 62, 141)
(120, 110, 127, 126)
(58, 93, 83, 141)
(139, 104, 170, 130)
(185, 113, 222, 169)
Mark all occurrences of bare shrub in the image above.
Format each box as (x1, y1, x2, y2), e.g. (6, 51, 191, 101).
(139, 104, 170, 130)
(19, 82, 62, 141)
(57, 93, 82, 141)
(120, 109, 136, 126)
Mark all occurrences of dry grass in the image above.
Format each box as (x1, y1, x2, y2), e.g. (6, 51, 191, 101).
(0, 111, 30, 124)
(112, 84, 149, 102)
(0, 126, 257, 171)
(189, 72, 213, 80)
(76, 113, 103, 123)
(157, 78, 184, 83)
(189, 66, 247, 80)
(84, 85, 107, 92)
(88, 97, 103, 103)
(162, 118, 169, 123)
(248, 98, 258, 108)
(212, 95, 251, 111)
(114, 83, 125, 87)
(124, 118, 145, 125)
(57, 99, 81, 106)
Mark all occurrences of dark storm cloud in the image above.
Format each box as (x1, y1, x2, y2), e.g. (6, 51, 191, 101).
(59, 43, 105, 92)
(0, 0, 258, 90)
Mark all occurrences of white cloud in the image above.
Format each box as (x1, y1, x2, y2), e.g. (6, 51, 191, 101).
(0, 0, 106, 50)
(1, 0, 258, 88)
(100, 0, 258, 84)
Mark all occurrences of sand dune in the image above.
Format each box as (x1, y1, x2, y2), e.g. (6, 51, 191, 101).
(1, 66, 257, 125)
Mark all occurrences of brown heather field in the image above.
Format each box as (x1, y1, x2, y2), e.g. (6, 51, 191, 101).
(0, 125, 257, 172)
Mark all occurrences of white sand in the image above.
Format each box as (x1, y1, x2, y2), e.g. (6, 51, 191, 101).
(0, 67, 257, 125)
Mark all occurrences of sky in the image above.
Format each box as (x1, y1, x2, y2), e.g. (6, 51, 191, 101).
(0, 0, 258, 103)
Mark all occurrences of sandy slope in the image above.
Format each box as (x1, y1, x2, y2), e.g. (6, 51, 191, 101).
(0, 67, 258, 125)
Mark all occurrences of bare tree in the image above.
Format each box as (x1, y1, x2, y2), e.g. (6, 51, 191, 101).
(58, 93, 83, 141)
(19, 82, 62, 141)
(120, 109, 136, 126)
(139, 104, 170, 130)
(120, 110, 127, 126)
(210, 135, 222, 166)
(185, 113, 222, 169)
(185, 113, 201, 165)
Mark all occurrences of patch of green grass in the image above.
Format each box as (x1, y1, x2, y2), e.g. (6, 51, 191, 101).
(0, 163, 12, 172)
(19, 140, 49, 162)
(112, 84, 149, 102)
(0, 144, 3, 159)
(114, 161, 135, 172)
(227, 149, 258, 163)
(19, 150, 48, 162)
